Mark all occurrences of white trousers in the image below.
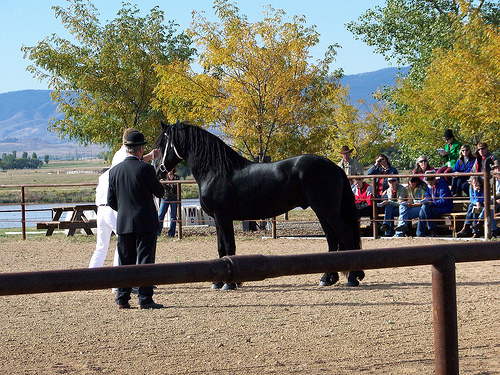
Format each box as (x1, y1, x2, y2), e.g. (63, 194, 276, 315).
(89, 206, 119, 268)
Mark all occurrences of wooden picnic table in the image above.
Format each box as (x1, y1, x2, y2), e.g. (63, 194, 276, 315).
(36, 204, 98, 236)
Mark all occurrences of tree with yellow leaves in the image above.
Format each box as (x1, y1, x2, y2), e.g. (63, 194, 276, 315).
(154, 0, 360, 163)
(390, 5, 500, 163)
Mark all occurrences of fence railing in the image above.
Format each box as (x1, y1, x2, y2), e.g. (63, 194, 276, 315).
(0, 241, 498, 374)
(1, 170, 498, 240)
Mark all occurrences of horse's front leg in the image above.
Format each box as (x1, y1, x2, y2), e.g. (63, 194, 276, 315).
(211, 215, 238, 290)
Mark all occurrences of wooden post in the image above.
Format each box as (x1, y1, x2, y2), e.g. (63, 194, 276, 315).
(432, 254, 459, 375)
(21, 186, 26, 241)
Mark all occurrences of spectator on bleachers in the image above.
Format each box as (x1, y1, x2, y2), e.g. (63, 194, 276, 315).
(436, 129, 461, 184)
(493, 160, 500, 214)
(472, 142, 498, 173)
(351, 178, 373, 218)
(412, 155, 435, 180)
(393, 176, 426, 237)
(451, 145, 476, 197)
(367, 154, 399, 198)
(378, 177, 407, 236)
(457, 176, 484, 238)
(475, 160, 500, 237)
(416, 171, 453, 237)
(338, 145, 364, 177)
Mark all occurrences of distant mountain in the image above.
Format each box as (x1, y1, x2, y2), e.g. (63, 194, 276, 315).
(0, 90, 104, 158)
(341, 66, 410, 106)
(0, 67, 409, 158)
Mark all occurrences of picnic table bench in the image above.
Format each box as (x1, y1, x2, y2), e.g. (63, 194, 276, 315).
(36, 204, 97, 236)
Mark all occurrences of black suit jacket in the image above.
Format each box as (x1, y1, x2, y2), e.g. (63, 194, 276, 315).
(108, 156, 164, 234)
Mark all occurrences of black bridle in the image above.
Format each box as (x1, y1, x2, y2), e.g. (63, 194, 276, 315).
(158, 128, 183, 173)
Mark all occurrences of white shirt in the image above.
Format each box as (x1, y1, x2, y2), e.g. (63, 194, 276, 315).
(95, 170, 111, 206)
(96, 146, 128, 205)
(111, 145, 127, 167)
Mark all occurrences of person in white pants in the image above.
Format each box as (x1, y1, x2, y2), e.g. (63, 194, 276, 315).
(88, 169, 120, 268)
(89, 128, 158, 268)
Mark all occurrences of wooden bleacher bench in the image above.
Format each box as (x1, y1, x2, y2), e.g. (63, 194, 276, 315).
(435, 199, 468, 237)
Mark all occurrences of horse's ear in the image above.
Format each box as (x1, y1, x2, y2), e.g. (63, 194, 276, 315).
(160, 120, 168, 130)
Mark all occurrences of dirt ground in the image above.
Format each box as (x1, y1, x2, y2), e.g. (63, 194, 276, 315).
(0, 230, 499, 374)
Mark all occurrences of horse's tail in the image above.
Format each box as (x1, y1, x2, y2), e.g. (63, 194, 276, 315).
(340, 172, 361, 250)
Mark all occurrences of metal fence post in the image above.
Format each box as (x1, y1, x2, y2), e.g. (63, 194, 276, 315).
(432, 254, 459, 375)
(177, 181, 182, 240)
(483, 169, 492, 239)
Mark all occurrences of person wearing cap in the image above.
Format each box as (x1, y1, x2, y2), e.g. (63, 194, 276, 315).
(451, 145, 476, 197)
(378, 176, 407, 236)
(412, 155, 435, 180)
(108, 130, 165, 309)
(366, 153, 399, 198)
(457, 176, 485, 238)
(472, 141, 498, 173)
(436, 129, 461, 183)
(337, 145, 364, 177)
(394, 176, 427, 237)
(416, 171, 453, 237)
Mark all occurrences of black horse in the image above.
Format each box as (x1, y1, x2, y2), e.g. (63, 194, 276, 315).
(154, 121, 364, 289)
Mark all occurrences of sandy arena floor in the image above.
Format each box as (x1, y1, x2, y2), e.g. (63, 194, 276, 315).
(0, 232, 499, 374)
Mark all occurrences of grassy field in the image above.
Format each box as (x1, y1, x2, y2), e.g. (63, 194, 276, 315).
(0, 159, 199, 204)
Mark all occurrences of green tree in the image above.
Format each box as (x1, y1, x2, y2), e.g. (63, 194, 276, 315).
(22, 0, 194, 152)
(347, 0, 500, 83)
(44, 155, 50, 164)
(390, 7, 500, 160)
(155, 0, 355, 162)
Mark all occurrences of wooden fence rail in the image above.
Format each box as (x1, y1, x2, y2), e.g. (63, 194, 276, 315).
(0, 241, 499, 374)
(1, 170, 498, 240)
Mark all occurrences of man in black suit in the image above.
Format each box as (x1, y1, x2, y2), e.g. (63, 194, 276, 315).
(108, 130, 165, 309)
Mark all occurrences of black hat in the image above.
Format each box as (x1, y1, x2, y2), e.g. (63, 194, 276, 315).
(124, 130, 147, 146)
(443, 129, 454, 139)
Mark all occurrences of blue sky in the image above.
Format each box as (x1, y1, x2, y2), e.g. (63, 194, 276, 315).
(0, 0, 392, 94)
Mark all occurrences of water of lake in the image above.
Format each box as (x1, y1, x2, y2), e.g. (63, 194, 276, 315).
(0, 200, 200, 229)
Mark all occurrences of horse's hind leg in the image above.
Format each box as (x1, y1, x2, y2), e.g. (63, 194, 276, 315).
(315, 211, 364, 287)
(316, 213, 340, 286)
(212, 215, 238, 291)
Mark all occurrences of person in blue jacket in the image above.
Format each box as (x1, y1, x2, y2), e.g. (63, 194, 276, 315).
(417, 171, 453, 237)
(366, 154, 399, 198)
(457, 176, 484, 238)
(451, 145, 476, 196)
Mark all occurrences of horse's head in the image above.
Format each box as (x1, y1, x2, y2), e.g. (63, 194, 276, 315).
(153, 121, 184, 176)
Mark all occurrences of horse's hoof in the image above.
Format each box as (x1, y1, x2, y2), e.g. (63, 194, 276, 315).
(346, 280, 359, 287)
(221, 283, 237, 290)
(346, 270, 364, 287)
(211, 282, 224, 290)
(351, 270, 365, 281)
(319, 272, 339, 286)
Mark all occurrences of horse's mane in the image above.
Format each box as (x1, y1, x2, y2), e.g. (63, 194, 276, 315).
(174, 122, 251, 176)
